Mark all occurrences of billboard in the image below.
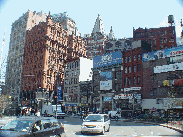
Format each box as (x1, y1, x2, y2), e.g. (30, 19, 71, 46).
(100, 71, 112, 81)
(154, 62, 183, 73)
(57, 86, 62, 100)
(142, 45, 183, 62)
(93, 51, 122, 68)
(100, 80, 112, 90)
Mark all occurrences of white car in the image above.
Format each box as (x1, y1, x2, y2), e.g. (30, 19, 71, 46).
(81, 114, 110, 135)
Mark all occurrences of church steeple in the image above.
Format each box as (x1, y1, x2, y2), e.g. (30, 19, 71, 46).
(109, 25, 115, 40)
(91, 14, 106, 37)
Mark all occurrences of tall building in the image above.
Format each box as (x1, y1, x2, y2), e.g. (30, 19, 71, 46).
(5, 9, 47, 105)
(133, 26, 177, 51)
(85, 14, 107, 59)
(51, 12, 81, 37)
(21, 14, 67, 108)
(21, 14, 87, 109)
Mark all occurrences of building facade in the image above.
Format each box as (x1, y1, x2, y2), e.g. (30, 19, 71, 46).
(5, 10, 47, 105)
(92, 51, 123, 113)
(142, 45, 183, 117)
(21, 14, 68, 109)
(133, 26, 177, 51)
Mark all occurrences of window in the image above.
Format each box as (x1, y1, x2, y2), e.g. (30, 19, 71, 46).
(128, 56, 131, 62)
(137, 76, 140, 85)
(149, 39, 152, 44)
(153, 46, 157, 51)
(153, 39, 156, 44)
(125, 77, 128, 86)
(133, 76, 136, 85)
(133, 55, 136, 61)
(165, 45, 168, 49)
(42, 120, 52, 129)
(133, 65, 136, 72)
(160, 38, 163, 43)
(137, 54, 140, 61)
(129, 66, 131, 73)
(125, 67, 127, 74)
(165, 30, 167, 35)
(171, 37, 174, 42)
(161, 31, 164, 36)
(169, 30, 172, 35)
(125, 57, 127, 63)
(137, 64, 141, 72)
(128, 77, 131, 86)
(160, 45, 163, 49)
(164, 38, 167, 43)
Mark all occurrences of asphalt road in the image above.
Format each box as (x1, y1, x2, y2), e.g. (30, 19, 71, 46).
(58, 116, 183, 137)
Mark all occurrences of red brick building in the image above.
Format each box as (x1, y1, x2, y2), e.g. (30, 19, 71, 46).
(133, 26, 177, 51)
(21, 14, 86, 108)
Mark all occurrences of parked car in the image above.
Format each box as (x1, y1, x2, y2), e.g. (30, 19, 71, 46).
(136, 114, 149, 119)
(81, 114, 110, 135)
(108, 111, 121, 118)
(0, 116, 66, 137)
(55, 110, 66, 119)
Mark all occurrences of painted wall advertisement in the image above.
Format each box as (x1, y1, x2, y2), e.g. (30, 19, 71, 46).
(142, 45, 183, 62)
(93, 51, 122, 68)
(154, 62, 183, 73)
(100, 71, 112, 90)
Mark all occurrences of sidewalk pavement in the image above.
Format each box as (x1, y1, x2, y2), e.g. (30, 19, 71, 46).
(134, 119, 183, 134)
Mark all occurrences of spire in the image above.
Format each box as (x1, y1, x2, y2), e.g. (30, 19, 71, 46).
(109, 25, 114, 40)
(91, 14, 106, 37)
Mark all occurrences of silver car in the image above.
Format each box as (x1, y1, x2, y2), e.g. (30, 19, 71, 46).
(81, 114, 110, 135)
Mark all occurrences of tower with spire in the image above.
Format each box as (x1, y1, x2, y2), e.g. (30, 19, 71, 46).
(91, 14, 106, 37)
(108, 26, 115, 40)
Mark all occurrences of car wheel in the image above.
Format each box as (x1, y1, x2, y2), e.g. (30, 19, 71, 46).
(101, 127, 105, 135)
(107, 125, 110, 132)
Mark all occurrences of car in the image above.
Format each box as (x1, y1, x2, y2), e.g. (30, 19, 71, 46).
(0, 116, 66, 137)
(56, 110, 66, 119)
(81, 114, 110, 135)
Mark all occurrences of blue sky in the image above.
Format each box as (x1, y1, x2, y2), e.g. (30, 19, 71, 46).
(0, 0, 183, 63)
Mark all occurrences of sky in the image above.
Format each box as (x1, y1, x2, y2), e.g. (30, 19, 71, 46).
(0, 0, 183, 76)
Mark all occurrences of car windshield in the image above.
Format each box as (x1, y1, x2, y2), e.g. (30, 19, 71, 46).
(85, 115, 103, 122)
(1, 120, 32, 132)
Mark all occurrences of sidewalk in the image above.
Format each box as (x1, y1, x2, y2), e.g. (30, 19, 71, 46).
(134, 119, 183, 133)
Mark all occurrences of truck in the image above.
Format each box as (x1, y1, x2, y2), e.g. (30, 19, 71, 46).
(42, 104, 65, 119)
(52, 105, 66, 119)
(108, 111, 121, 119)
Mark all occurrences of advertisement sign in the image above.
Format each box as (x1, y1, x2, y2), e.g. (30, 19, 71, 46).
(57, 86, 62, 100)
(93, 51, 122, 68)
(100, 71, 112, 81)
(174, 79, 183, 86)
(163, 80, 169, 86)
(104, 97, 112, 101)
(154, 62, 183, 73)
(142, 45, 183, 62)
(113, 94, 141, 99)
(100, 80, 112, 90)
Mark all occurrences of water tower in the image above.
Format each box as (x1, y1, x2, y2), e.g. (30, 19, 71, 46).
(168, 15, 174, 26)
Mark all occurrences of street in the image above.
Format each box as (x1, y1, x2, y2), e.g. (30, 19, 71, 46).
(57, 116, 183, 137)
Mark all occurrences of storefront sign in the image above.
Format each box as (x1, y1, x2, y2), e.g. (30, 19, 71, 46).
(57, 86, 62, 101)
(174, 79, 183, 86)
(124, 87, 141, 91)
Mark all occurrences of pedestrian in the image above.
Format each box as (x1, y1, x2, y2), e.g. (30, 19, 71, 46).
(36, 110, 40, 117)
(109, 113, 111, 119)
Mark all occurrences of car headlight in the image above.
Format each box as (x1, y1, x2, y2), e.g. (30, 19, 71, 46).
(96, 125, 102, 128)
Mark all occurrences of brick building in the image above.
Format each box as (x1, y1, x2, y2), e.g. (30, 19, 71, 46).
(133, 26, 177, 51)
(21, 13, 87, 110)
(5, 10, 47, 105)
(142, 45, 183, 116)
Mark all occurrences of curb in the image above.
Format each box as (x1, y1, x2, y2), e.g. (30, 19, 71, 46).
(134, 120, 183, 133)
